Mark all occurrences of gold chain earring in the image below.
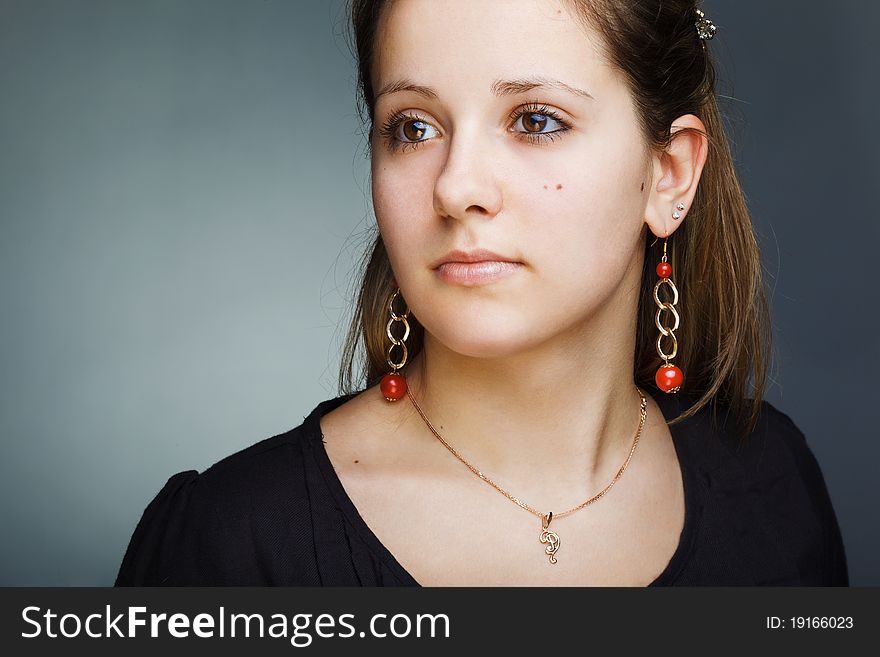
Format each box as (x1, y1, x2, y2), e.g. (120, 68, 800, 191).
(380, 287, 410, 401)
(652, 229, 683, 393)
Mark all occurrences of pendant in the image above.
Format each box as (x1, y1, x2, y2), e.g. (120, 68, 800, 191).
(539, 512, 560, 564)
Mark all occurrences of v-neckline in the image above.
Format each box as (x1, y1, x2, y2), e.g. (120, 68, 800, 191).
(309, 386, 701, 586)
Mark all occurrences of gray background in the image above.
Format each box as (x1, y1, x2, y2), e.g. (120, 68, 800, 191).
(1, 0, 876, 585)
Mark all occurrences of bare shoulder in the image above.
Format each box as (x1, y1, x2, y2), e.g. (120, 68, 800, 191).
(318, 384, 422, 475)
(320, 384, 405, 440)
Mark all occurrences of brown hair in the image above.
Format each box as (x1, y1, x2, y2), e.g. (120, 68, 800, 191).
(340, 0, 773, 443)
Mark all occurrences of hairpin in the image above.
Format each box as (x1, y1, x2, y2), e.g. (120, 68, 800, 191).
(695, 8, 716, 41)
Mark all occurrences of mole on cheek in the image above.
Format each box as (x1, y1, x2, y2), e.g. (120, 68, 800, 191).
(556, 183, 563, 190)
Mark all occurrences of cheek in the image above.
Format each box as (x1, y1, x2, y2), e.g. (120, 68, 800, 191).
(370, 163, 437, 285)
(372, 163, 418, 240)
(525, 161, 646, 298)
(371, 149, 440, 216)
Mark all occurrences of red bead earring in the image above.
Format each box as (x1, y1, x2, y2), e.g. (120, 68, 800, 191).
(653, 231, 683, 393)
(379, 287, 410, 402)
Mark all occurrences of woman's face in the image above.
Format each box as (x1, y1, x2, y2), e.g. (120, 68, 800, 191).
(370, 0, 652, 359)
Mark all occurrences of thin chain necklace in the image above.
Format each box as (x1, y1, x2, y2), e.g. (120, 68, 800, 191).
(405, 385, 648, 564)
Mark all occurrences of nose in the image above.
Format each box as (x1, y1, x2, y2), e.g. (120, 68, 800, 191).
(432, 129, 503, 223)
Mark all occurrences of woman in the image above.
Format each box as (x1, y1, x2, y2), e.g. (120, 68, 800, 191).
(115, 0, 848, 586)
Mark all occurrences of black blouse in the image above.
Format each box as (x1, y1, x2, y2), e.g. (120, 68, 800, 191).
(115, 385, 849, 586)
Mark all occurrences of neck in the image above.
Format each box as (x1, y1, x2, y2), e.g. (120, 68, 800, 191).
(400, 306, 647, 510)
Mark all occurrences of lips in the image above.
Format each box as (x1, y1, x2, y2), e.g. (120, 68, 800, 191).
(431, 248, 520, 269)
(432, 249, 524, 286)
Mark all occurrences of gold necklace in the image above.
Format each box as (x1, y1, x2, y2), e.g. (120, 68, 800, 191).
(405, 385, 648, 564)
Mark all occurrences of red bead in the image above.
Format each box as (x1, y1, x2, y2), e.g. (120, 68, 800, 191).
(655, 364, 683, 393)
(656, 261, 672, 279)
(380, 372, 407, 401)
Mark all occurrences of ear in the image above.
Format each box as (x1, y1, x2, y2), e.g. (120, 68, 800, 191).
(645, 114, 709, 239)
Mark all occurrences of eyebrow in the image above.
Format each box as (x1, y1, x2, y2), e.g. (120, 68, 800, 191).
(374, 76, 594, 102)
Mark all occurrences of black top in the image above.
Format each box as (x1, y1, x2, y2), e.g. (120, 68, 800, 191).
(115, 385, 849, 586)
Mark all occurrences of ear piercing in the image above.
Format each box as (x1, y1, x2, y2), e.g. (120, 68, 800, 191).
(672, 202, 685, 220)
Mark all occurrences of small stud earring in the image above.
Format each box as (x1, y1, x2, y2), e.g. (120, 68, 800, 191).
(672, 202, 685, 220)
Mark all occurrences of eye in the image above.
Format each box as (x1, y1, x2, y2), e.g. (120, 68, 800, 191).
(377, 110, 440, 153)
(509, 103, 571, 144)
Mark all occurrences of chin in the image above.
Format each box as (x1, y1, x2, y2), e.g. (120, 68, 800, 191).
(427, 325, 536, 360)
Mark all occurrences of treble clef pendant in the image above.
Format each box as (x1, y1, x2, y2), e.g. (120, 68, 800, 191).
(539, 512, 560, 564)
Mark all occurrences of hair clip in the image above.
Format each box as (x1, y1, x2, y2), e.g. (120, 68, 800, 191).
(694, 8, 716, 41)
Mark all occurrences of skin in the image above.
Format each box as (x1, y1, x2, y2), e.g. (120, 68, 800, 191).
(321, 0, 708, 584)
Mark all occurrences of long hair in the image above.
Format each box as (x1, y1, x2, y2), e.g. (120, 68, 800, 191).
(340, 0, 773, 443)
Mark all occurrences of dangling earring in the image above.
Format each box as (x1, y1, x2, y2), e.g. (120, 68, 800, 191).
(653, 227, 683, 393)
(380, 287, 410, 401)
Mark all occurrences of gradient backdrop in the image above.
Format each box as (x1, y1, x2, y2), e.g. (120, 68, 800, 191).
(1, 0, 877, 585)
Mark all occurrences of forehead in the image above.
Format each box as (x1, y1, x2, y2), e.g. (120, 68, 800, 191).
(372, 0, 614, 102)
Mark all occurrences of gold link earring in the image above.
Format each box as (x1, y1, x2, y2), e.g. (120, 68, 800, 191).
(379, 287, 410, 401)
(651, 228, 683, 393)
